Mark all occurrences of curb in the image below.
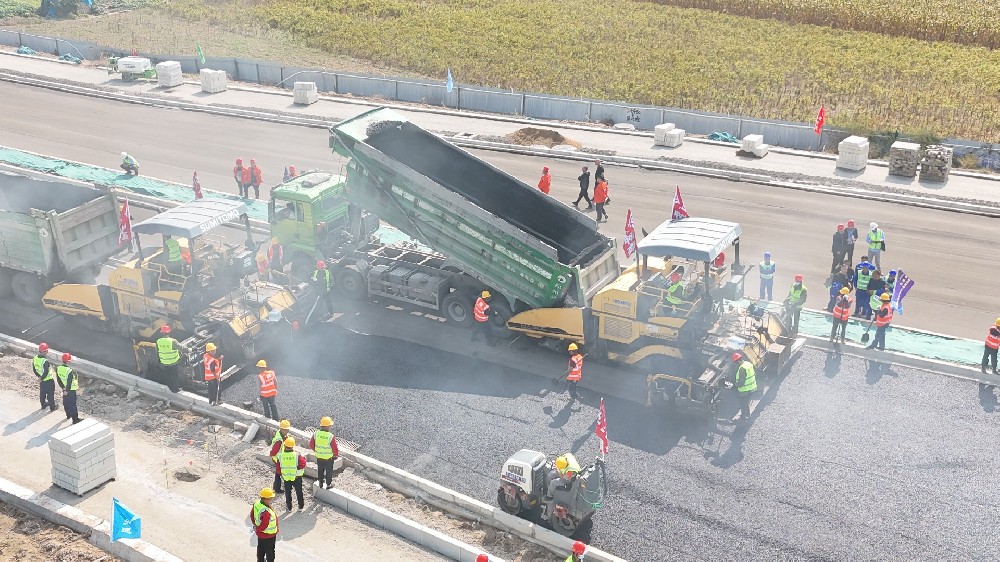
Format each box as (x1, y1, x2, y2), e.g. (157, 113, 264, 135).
(0, 476, 181, 562)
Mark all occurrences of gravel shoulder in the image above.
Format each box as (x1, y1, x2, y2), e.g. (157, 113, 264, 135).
(0, 501, 115, 562)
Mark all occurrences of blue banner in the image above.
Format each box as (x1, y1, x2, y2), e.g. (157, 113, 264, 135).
(446, 68, 454, 93)
(112, 498, 141, 541)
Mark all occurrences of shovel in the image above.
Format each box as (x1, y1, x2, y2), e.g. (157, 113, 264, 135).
(860, 318, 876, 344)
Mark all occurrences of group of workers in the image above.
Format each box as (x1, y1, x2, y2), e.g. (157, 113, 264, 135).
(233, 158, 265, 199)
(537, 160, 610, 223)
(32, 343, 81, 424)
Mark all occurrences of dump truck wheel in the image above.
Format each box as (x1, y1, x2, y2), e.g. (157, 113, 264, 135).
(488, 300, 514, 339)
(442, 292, 474, 328)
(0, 268, 12, 299)
(336, 267, 367, 300)
(11, 272, 44, 305)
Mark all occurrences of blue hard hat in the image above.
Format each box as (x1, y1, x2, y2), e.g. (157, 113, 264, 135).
(763, 252, 771, 258)
(889, 270, 896, 276)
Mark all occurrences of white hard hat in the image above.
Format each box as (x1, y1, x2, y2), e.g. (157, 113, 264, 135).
(870, 222, 877, 229)
(121, 152, 127, 157)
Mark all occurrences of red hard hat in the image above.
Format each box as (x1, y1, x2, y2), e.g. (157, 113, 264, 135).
(670, 272, 681, 282)
(476, 555, 489, 562)
(316, 260, 326, 269)
(542, 166, 549, 172)
(847, 219, 855, 227)
(236, 158, 243, 164)
(572, 541, 587, 555)
(61, 353, 72, 362)
(837, 224, 844, 230)
(160, 325, 171, 334)
(732, 352, 743, 362)
(794, 274, 804, 282)
(38, 342, 49, 353)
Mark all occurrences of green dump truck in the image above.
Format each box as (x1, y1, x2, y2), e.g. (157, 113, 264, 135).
(0, 172, 123, 305)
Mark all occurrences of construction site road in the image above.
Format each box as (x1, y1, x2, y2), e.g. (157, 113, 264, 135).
(1, 80, 994, 340)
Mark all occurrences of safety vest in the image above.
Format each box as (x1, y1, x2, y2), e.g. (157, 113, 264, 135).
(856, 270, 872, 290)
(875, 303, 893, 327)
(868, 229, 885, 251)
(271, 430, 286, 447)
(258, 370, 277, 397)
(157, 337, 180, 365)
(736, 361, 757, 393)
(203, 353, 221, 381)
(832, 297, 851, 321)
(33, 355, 52, 381)
(473, 297, 490, 323)
(666, 281, 684, 305)
(268, 243, 283, 263)
(123, 155, 137, 167)
(164, 239, 182, 263)
(986, 328, 1000, 350)
(313, 430, 335, 460)
(886, 278, 896, 294)
(787, 284, 807, 305)
(313, 269, 331, 291)
(252, 501, 278, 536)
(758, 261, 775, 279)
(279, 450, 303, 481)
(869, 293, 884, 312)
(56, 365, 78, 391)
(567, 353, 583, 382)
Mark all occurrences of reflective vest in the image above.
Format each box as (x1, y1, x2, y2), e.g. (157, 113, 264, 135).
(856, 270, 872, 290)
(33, 355, 52, 381)
(787, 284, 807, 306)
(473, 297, 490, 323)
(268, 243, 283, 264)
(258, 370, 277, 397)
(832, 297, 851, 321)
(758, 261, 775, 279)
(868, 229, 885, 251)
(886, 278, 896, 294)
(986, 327, 1000, 350)
(157, 337, 180, 366)
(875, 303, 893, 327)
(869, 293, 884, 312)
(313, 430, 335, 460)
(122, 154, 137, 167)
(736, 361, 757, 393)
(567, 353, 583, 382)
(279, 450, 303, 481)
(313, 269, 331, 291)
(164, 239, 182, 263)
(666, 281, 684, 305)
(56, 365, 78, 391)
(252, 501, 278, 536)
(203, 353, 221, 381)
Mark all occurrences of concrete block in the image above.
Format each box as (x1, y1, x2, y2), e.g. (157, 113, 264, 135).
(662, 128, 685, 147)
(741, 134, 764, 151)
(242, 422, 260, 442)
(200, 69, 227, 93)
(313, 483, 350, 510)
(654, 123, 676, 145)
(492, 509, 536, 537)
(531, 523, 575, 552)
(414, 477, 456, 504)
(293, 81, 319, 105)
(450, 491, 495, 518)
(380, 509, 423, 543)
(420, 526, 464, 559)
(346, 496, 374, 521)
(136, 377, 168, 394)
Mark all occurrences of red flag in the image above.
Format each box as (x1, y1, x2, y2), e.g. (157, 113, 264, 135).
(192, 171, 203, 199)
(814, 105, 826, 135)
(595, 398, 609, 456)
(671, 185, 689, 220)
(118, 198, 132, 246)
(130, 48, 137, 56)
(622, 208, 637, 259)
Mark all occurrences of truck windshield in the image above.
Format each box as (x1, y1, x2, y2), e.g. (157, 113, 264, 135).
(273, 198, 304, 222)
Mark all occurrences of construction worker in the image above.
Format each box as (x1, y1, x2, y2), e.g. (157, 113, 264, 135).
(537, 166, 551, 195)
(278, 437, 307, 511)
(566, 540, 587, 562)
(982, 318, 1000, 376)
(831, 224, 847, 274)
(784, 274, 807, 332)
(843, 219, 859, 267)
(853, 259, 873, 317)
(269, 420, 292, 494)
(573, 166, 593, 209)
(310, 416, 340, 489)
(593, 178, 609, 223)
(163, 236, 183, 276)
(665, 272, 685, 311)
(758, 252, 775, 301)
(593, 159, 605, 185)
(477, 554, 489, 562)
(565, 343, 583, 401)
(866, 222, 886, 270)
(156, 325, 182, 393)
(34, 343, 57, 412)
(866, 270, 887, 320)
(544, 453, 580, 509)
(120, 152, 139, 176)
(288, 165, 298, 178)
(249, 159, 263, 199)
(256, 254, 270, 282)
(250, 487, 279, 562)
(866, 293, 893, 351)
(312, 260, 334, 318)
(234, 158, 250, 198)
(826, 263, 851, 312)
(830, 287, 852, 345)
(203, 342, 223, 405)
(257, 360, 279, 420)
(268, 238, 284, 274)
(732, 352, 756, 423)
(885, 270, 897, 295)
(471, 290, 495, 346)
(56, 353, 81, 424)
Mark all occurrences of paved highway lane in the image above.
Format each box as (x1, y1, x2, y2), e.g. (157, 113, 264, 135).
(0, 81, 995, 339)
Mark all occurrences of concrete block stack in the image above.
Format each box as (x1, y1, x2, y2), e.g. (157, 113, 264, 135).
(740, 134, 769, 157)
(888, 141, 921, 177)
(919, 145, 953, 182)
(654, 123, 675, 146)
(836, 136, 870, 171)
(48, 419, 116, 495)
(293, 81, 319, 105)
(155, 61, 183, 88)
(199, 69, 228, 94)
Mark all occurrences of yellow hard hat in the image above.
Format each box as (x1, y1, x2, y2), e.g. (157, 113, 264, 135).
(880, 293, 891, 301)
(271, 237, 279, 244)
(555, 456, 568, 470)
(259, 487, 276, 499)
(568, 343, 578, 351)
(283, 437, 296, 448)
(481, 290, 491, 299)
(257, 360, 267, 368)
(320, 416, 333, 427)
(996, 317, 1000, 327)
(256, 254, 267, 263)
(279, 419, 291, 429)
(839, 287, 850, 295)
(205, 342, 217, 352)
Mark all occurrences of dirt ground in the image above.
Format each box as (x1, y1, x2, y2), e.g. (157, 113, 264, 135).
(0, 502, 116, 562)
(506, 128, 582, 149)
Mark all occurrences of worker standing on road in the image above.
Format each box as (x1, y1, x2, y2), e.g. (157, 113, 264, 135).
(866, 293, 893, 351)
(156, 325, 182, 393)
(471, 291, 495, 347)
(732, 352, 756, 423)
(885, 270, 897, 295)
(120, 152, 139, 176)
(758, 252, 775, 301)
(573, 166, 593, 209)
(269, 420, 292, 494)
(34, 343, 57, 412)
(268, 238, 284, 275)
(867, 222, 886, 270)
(234, 158, 248, 197)
(831, 224, 847, 274)
(830, 287, 852, 345)
(312, 260, 334, 319)
(249, 159, 264, 199)
(566, 541, 587, 562)
(593, 178, 609, 223)
(256, 254, 270, 282)
(843, 220, 859, 267)
(203, 342, 223, 405)
(537, 166, 552, 195)
(251, 487, 279, 562)
(565, 343, 583, 402)
(853, 259, 873, 317)
(278, 437, 307, 511)
(257, 360, 279, 420)
(593, 160, 605, 186)
(56, 353, 81, 424)
(826, 263, 851, 312)
(784, 274, 808, 332)
(982, 318, 1000, 376)
(866, 270, 887, 320)
(310, 416, 339, 489)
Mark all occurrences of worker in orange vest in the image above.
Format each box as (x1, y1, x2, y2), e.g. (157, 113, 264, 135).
(537, 166, 551, 195)
(203, 342, 223, 405)
(267, 238, 284, 274)
(982, 317, 1000, 377)
(249, 159, 263, 199)
(565, 343, 583, 401)
(256, 254, 269, 282)
(257, 360, 279, 420)
(866, 293, 892, 351)
(233, 158, 248, 198)
(829, 287, 852, 345)
(593, 179, 609, 223)
(471, 290, 495, 347)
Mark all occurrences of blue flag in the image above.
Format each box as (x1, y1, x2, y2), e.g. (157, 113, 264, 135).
(112, 498, 141, 541)
(890, 270, 914, 314)
(282, 166, 290, 182)
(446, 68, 454, 93)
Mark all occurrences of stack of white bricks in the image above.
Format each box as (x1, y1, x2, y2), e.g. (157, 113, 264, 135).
(740, 134, 769, 157)
(836, 136, 870, 171)
(654, 123, 684, 147)
(49, 419, 116, 495)
(155, 61, 183, 88)
(293, 81, 319, 105)
(200, 69, 228, 93)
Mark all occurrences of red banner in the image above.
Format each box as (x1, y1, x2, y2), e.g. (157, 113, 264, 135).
(671, 185, 689, 220)
(118, 198, 132, 246)
(595, 397, 609, 456)
(623, 208, 636, 259)
(814, 105, 826, 135)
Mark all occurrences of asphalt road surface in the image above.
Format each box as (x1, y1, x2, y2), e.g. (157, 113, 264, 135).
(0, 81, 995, 340)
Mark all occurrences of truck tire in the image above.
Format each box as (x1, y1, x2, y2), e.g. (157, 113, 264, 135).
(441, 291, 474, 328)
(11, 272, 44, 306)
(488, 299, 514, 340)
(336, 267, 367, 300)
(0, 268, 12, 299)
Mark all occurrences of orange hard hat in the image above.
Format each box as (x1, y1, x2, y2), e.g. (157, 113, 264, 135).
(38, 342, 49, 353)
(160, 325, 171, 334)
(62, 353, 72, 362)
(572, 541, 587, 555)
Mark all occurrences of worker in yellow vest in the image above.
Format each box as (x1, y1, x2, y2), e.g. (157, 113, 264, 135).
(732, 352, 757, 424)
(310, 416, 340, 489)
(566, 541, 587, 562)
(784, 274, 808, 332)
(250, 487, 279, 562)
(278, 437, 307, 511)
(269, 420, 292, 494)
(156, 325, 182, 393)
(34, 342, 57, 412)
(56, 353, 82, 424)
